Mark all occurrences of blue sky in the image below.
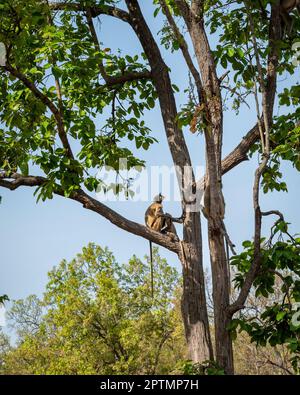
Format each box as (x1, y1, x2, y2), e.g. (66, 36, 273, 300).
(0, 1, 299, 329)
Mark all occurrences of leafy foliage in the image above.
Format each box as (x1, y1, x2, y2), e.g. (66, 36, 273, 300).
(229, 222, 300, 373)
(0, 244, 186, 374)
(178, 360, 225, 375)
(0, 0, 158, 199)
(2, 242, 300, 375)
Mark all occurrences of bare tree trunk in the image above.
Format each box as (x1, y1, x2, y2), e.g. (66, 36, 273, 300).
(181, 211, 214, 362)
(206, 129, 234, 374)
(205, 134, 234, 374)
(208, 222, 234, 374)
(173, 1, 234, 372)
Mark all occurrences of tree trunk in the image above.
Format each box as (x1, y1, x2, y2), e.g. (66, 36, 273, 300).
(173, 6, 234, 372)
(180, 211, 214, 363)
(206, 134, 234, 374)
(208, 221, 234, 374)
(124, 0, 214, 365)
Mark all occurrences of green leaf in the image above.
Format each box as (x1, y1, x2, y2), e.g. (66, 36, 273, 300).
(276, 311, 286, 321)
(227, 47, 235, 57)
(19, 161, 29, 176)
(52, 66, 62, 79)
(153, 6, 160, 18)
(220, 56, 228, 69)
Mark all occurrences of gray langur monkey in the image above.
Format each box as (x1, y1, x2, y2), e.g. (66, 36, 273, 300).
(200, 180, 225, 221)
(145, 193, 181, 296)
(200, 180, 236, 294)
(145, 193, 179, 240)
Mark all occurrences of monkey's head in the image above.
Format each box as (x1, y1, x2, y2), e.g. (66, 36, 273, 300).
(153, 193, 165, 203)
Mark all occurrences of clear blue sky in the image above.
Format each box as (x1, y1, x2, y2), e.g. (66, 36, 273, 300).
(0, 1, 299, 322)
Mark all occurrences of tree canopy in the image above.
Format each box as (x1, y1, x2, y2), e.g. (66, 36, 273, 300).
(0, 244, 185, 375)
(0, 0, 300, 374)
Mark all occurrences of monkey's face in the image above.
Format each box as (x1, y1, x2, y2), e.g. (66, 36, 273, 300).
(153, 193, 165, 203)
(159, 193, 165, 203)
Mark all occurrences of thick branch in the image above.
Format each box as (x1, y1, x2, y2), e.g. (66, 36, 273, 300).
(0, 173, 180, 253)
(72, 190, 180, 252)
(265, 2, 280, 123)
(176, 0, 223, 213)
(196, 0, 280, 186)
(222, 124, 260, 173)
(85, 6, 152, 88)
(175, 0, 193, 22)
(49, 2, 131, 24)
(191, 0, 204, 14)
(97, 71, 152, 89)
(0, 173, 46, 190)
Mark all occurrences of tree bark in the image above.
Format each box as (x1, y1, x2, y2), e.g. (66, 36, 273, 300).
(174, 2, 234, 372)
(181, 211, 214, 362)
(125, 0, 213, 364)
(206, 130, 234, 374)
(208, 221, 234, 374)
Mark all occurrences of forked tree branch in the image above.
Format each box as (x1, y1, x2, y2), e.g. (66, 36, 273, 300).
(100, 71, 152, 88)
(85, 8, 152, 87)
(124, 0, 194, 191)
(51, 2, 151, 88)
(44, 0, 72, 158)
(2, 64, 74, 159)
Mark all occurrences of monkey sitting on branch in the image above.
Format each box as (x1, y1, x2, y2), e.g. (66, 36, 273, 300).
(145, 193, 183, 296)
(145, 193, 181, 241)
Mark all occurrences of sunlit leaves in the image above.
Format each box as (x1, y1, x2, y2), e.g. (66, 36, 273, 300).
(0, 0, 158, 200)
(262, 157, 288, 193)
(0, 244, 183, 374)
(230, 233, 300, 373)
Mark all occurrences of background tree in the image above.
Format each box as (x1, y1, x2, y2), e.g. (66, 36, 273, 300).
(229, 233, 300, 374)
(0, 0, 299, 374)
(0, 244, 185, 375)
(1, 244, 298, 375)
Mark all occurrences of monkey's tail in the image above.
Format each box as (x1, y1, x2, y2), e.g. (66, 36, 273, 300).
(149, 240, 154, 298)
